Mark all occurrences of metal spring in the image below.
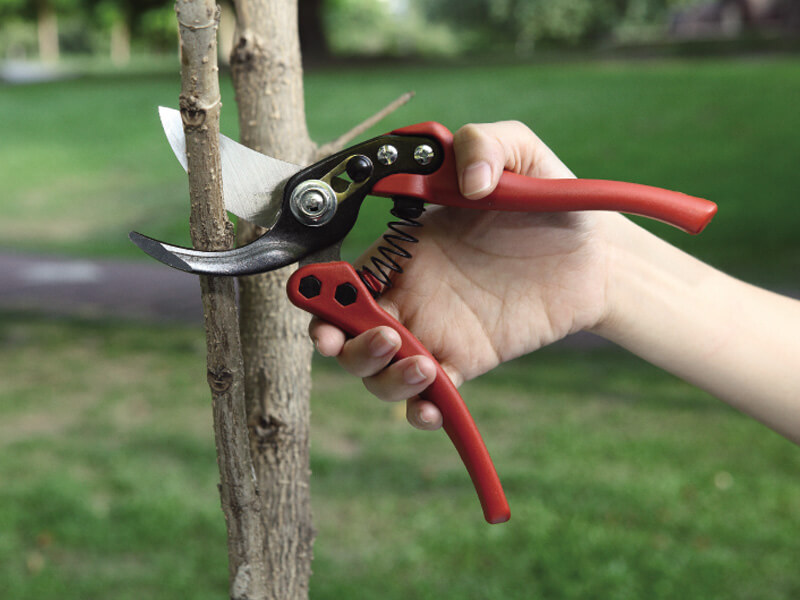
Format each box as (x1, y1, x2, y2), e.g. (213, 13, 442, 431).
(358, 197, 425, 297)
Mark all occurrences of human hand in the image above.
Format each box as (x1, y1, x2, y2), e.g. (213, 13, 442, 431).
(310, 121, 617, 429)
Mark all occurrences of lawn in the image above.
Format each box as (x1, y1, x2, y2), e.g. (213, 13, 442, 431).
(1, 56, 799, 599)
(1, 313, 798, 599)
(0, 56, 799, 284)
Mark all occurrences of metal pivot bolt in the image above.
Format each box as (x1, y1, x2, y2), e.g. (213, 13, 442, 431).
(376, 144, 398, 166)
(290, 180, 337, 227)
(413, 144, 434, 166)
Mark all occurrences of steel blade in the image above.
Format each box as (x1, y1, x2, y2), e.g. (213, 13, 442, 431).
(158, 106, 301, 227)
(129, 229, 309, 276)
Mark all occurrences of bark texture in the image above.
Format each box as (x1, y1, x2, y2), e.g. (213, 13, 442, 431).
(176, 1, 269, 598)
(229, 1, 317, 598)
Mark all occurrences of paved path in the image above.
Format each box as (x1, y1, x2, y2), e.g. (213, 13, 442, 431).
(2, 252, 796, 350)
(0, 252, 203, 323)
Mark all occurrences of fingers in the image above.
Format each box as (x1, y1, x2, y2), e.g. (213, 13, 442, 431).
(363, 356, 442, 431)
(309, 318, 444, 430)
(362, 354, 436, 401)
(339, 326, 402, 378)
(407, 398, 444, 431)
(453, 121, 575, 200)
(309, 317, 346, 357)
(310, 319, 400, 374)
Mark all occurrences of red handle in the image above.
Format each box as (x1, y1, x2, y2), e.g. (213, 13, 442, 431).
(287, 261, 511, 524)
(373, 122, 717, 234)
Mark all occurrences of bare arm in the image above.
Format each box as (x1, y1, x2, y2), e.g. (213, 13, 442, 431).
(595, 215, 800, 442)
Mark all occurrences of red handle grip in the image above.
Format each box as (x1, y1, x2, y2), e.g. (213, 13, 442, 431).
(287, 261, 511, 524)
(372, 122, 717, 234)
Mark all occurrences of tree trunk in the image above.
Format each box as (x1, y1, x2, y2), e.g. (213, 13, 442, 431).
(37, 3, 59, 63)
(110, 18, 131, 66)
(229, 1, 317, 598)
(218, 2, 236, 66)
(175, 1, 269, 598)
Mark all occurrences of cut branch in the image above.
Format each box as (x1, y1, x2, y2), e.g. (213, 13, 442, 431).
(176, 1, 268, 598)
(315, 91, 415, 159)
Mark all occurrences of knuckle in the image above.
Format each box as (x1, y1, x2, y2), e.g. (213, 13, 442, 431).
(454, 122, 487, 146)
(498, 119, 529, 132)
(362, 375, 398, 403)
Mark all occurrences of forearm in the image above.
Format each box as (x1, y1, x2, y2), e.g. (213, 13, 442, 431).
(594, 215, 800, 443)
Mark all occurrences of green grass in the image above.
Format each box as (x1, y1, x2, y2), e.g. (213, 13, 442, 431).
(1, 57, 799, 597)
(1, 57, 799, 284)
(1, 313, 799, 599)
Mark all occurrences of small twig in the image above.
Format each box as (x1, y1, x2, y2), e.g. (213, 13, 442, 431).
(315, 91, 415, 159)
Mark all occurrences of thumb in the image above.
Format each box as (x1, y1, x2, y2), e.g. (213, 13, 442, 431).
(453, 124, 507, 200)
(453, 121, 576, 201)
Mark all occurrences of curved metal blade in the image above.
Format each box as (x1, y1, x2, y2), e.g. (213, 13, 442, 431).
(158, 106, 301, 227)
(129, 230, 309, 277)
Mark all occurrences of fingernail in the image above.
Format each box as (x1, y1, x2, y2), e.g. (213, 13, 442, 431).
(369, 329, 397, 358)
(403, 362, 428, 385)
(313, 338, 329, 357)
(461, 161, 492, 198)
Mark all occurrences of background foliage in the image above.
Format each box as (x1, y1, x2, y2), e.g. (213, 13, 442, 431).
(5, 0, 794, 61)
(1, 0, 799, 598)
(420, 0, 698, 53)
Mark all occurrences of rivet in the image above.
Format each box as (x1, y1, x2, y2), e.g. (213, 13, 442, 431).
(413, 144, 434, 166)
(376, 144, 398, 166)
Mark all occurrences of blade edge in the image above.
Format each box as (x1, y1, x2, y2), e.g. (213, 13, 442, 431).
(157, 106, 302, 227)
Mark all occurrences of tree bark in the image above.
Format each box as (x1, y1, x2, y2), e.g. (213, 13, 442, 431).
(229, 1, 317, 598)
(218, 2, 237, 66)
(175, 2, 269, 598)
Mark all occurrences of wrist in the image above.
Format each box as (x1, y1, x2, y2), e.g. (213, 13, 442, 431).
(588, 214, 742, 391)
(588, 216, 800, 443)
(588, 215, 715, 347)
(586, 214, 642, 341)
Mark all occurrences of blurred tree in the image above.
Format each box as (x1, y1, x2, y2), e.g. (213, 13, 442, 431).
(135, 3, 179, 52)
(92, 0, 130, 64)
(36, 1, 61, 60)
(421, 0, 700, 52)
(0, 0, 81, 61)
(325, 0, 460, 56)
(87, 0, 174, 61)
(0, 0, 33, 57)
(298, 0, 330, 62)
(0, 0, 177, 61)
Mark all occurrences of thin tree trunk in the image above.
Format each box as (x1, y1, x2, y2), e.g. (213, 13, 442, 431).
(175, 1, 269, 598)
(110, 18, 131, 66)
(37, 3, 59, 63)
(216, 3, 414, 596)
(218, 2, 236, 66)
(229, 1, 317, 598)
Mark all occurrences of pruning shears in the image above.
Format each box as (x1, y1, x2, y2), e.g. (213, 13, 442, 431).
(131, 108, 717, 524)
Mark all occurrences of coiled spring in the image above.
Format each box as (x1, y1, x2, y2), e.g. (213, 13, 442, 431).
(358, 197, 425, 297)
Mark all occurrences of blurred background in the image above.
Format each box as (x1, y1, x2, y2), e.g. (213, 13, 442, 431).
(1, 1, 799, 598)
